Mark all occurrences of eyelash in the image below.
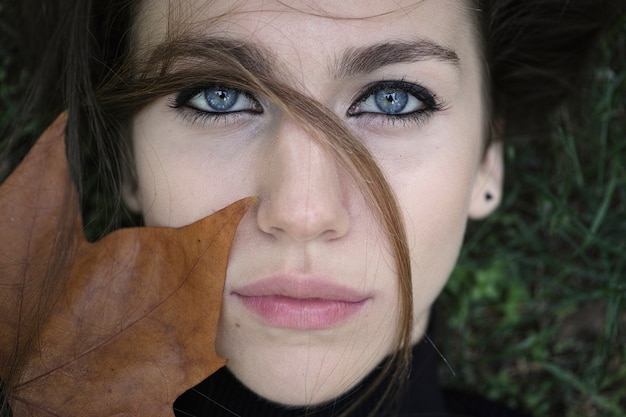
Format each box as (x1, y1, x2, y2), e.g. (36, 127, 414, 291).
(347, 80, 444, 126)
(168, 86, 263, 125)
(169, 80, 444, 127)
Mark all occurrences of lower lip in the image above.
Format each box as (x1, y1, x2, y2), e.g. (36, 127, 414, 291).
(235, 295, 367, 330)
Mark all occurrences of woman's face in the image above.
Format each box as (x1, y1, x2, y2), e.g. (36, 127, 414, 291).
(128, 0, 502, 406)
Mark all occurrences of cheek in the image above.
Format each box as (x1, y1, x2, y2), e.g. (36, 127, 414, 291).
(131, 129, 196, 227)
(131, 106, 255, 227)
(386, 147, 478, 326)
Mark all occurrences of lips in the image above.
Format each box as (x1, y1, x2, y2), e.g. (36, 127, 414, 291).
(232, 276, 370, 330)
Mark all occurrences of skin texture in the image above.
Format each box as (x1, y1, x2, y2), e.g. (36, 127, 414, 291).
(127, 0, 503, 406)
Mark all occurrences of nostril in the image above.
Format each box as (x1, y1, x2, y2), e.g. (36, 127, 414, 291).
(255, 184, 350, 242)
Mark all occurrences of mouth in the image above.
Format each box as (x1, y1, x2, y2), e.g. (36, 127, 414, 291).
(232, 276, 370, 330)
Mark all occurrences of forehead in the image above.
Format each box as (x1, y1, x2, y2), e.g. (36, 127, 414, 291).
(134, 0, 479, 70)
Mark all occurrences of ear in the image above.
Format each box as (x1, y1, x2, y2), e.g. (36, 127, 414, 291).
(468, 141, 504, 220)
(121, 170, 142, 214)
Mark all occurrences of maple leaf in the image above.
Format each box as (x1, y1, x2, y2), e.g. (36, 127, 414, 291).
(0, 114, 254, 416)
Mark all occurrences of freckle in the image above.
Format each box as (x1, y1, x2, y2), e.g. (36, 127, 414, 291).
(235, 323, 241, 328)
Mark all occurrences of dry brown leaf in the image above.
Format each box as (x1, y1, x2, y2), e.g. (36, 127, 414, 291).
(0, 114, 254, 416)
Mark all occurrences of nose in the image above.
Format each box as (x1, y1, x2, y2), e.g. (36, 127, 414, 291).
(256, 117, 350, 242)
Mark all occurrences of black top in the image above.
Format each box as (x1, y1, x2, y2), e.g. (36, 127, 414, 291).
(174, 336, 531, 417)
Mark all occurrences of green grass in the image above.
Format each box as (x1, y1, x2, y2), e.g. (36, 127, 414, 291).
(1, 4, 625, 417)
(439, 18, 626, 417)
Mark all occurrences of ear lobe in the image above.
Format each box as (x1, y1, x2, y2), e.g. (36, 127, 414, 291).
(468, 141, 504, 220)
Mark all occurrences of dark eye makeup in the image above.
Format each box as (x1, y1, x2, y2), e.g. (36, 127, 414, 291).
(168, 85, 263, 125)
(347, 80, 442, 119)
(169, 80, 443, 128)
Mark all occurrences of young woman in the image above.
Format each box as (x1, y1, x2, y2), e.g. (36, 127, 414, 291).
(0, 1, 622, 416)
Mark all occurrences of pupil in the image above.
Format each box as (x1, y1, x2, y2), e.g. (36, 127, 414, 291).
(205, 87, 239, 111)
(375, 88, 408, 114)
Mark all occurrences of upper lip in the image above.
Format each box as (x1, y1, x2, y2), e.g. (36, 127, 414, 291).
(232, 275, 370, 302)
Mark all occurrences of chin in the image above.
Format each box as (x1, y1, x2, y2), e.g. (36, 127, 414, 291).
(216, 319, 398, 406)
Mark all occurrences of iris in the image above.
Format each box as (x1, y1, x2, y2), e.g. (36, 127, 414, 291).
(204, 87, 240, 111)
(375, 88, 409, 114)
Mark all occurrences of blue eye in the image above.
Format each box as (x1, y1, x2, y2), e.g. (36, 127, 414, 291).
(171, 85, 263, 122)
(201, 87, 240, 111)
(374, 88, 411, 114)
(186, 86, 261, 113)
(348, 81, 439, 118)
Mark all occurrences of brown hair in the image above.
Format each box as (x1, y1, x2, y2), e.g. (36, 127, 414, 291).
(0, 0, 622, 416)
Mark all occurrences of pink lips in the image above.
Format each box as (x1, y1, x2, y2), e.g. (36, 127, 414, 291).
(232, 277, 370, 330)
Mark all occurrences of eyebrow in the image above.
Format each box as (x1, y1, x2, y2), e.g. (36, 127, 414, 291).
(335, 39, 460, 79)
(160, 36, 459, 81)
(180, 37, 277, 75)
